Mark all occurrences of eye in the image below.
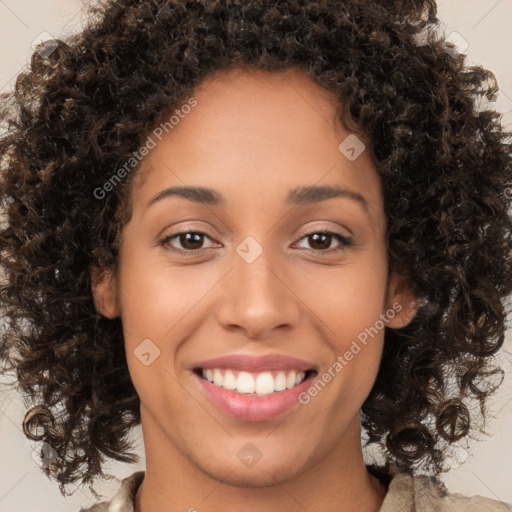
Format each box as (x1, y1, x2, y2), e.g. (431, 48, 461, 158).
(294, 230, 352, 252)
(159, 231, 218, 254)
(159, 229, 352, 255)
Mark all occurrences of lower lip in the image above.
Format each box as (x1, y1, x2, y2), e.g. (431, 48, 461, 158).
(194, 372, 315, 421)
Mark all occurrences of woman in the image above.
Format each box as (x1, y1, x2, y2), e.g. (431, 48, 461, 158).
(1, 0, 511, 511)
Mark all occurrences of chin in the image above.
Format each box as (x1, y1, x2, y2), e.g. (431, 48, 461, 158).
(191, 451, 306, 488)
(201, 465, 295, 489)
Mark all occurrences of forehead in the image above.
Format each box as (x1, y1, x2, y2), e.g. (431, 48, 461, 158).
(130, 66, 383, 223)
(194, 66, 341, 121)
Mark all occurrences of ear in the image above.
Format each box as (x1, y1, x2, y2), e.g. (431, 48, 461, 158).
(384, 271, 419, 329)
(91, 266, 120, 319)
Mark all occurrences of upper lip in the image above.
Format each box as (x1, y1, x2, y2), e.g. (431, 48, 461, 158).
(193, 354, 317, 373)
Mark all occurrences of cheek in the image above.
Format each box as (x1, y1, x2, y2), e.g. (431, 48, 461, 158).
(327, 269, 388, 354)
(116, 247, 217, 343)
(116, 247, 227, 401)
(295, 253, 389, 348)
(296, 251, 388, 399)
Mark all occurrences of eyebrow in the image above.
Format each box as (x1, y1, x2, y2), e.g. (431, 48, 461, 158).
(147, 186, 223, 207)
(147, 184, 369, 213)
(286, 185, 368, 213)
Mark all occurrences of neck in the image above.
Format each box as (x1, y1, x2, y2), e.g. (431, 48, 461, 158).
(135, 410, 388, 512)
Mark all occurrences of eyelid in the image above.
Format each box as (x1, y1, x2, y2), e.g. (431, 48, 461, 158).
(295, 223, 352, 239)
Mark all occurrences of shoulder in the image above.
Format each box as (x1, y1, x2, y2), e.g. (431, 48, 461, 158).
(78, 471, 145, 512)
(380, 472, 512, 512)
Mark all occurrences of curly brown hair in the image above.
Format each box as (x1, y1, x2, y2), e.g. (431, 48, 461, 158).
(1, 0, 511, 498)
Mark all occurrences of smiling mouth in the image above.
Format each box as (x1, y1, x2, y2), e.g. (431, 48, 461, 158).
(193, 368, 317, 395)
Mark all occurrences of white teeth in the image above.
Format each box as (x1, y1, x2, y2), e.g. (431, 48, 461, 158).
(254, 372, 274, 395)
(236, 371, 254, 394)
(286, 372, 296, 389)
(274, 371, 287, 391)
(223, 370, 237, 390)
(200, 368, 309, 394)
(213, 369, 223, 386)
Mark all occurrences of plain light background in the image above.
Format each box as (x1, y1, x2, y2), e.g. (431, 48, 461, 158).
(0, 1, 511, 511)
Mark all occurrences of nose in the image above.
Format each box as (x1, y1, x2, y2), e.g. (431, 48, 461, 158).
(215, 242, 301, 340)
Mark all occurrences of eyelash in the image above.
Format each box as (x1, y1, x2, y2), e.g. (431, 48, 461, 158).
(158, 229, 353, 255)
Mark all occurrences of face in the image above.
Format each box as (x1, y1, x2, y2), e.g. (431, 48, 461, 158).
(93, 66, 416, 487)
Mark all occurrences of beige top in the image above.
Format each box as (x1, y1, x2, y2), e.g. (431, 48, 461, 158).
(78, 470, 512, 512)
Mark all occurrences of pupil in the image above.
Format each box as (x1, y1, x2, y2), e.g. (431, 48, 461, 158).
(309, 233, 331, 250)
(181, 233, 203, 250)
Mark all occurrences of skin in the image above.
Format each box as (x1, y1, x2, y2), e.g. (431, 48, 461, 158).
(93, 66, 417, 512)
